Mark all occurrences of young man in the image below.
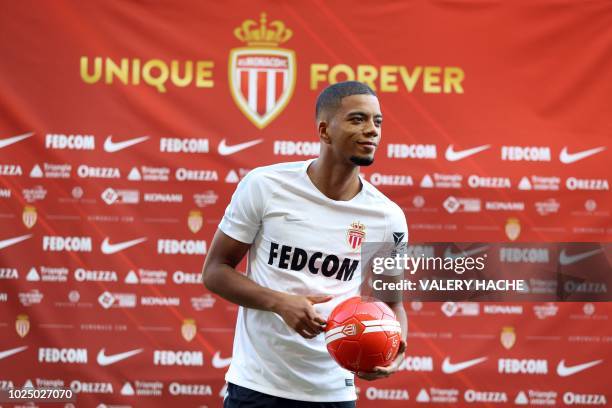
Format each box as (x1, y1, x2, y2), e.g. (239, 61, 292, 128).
(203, 81, 408, 407)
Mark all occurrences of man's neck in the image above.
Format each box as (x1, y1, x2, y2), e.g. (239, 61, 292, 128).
(307, 157, 362, 201)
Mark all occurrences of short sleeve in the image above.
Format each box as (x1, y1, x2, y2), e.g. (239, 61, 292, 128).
(384, 205, 409, 276)
(218, 171, 267, 244)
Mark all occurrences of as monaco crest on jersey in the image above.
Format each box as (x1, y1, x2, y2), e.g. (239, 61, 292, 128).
(229, 13, 296, 129)
(347, 221, 366, 251)
(22, 205, 37, 229)
(16, 314, 30, 338)
(181, 318, 196, 342)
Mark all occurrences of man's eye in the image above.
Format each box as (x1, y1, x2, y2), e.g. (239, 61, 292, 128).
(351, 117, 363, 123)
(375, 120, 382, 126)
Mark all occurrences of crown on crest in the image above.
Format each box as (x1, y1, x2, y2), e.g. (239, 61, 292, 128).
(349, 221, 366, 235)
(234, 13, 293, 46)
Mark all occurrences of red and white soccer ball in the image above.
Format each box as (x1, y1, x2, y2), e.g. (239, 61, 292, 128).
(325, 296, 402, 373)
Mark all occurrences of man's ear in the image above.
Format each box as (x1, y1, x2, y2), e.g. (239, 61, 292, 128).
(318, 120, 332, 144)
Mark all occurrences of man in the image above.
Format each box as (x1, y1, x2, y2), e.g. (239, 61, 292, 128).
(203, 81, 408, 407)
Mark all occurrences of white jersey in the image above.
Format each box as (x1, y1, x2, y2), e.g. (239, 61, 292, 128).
(219, 159, 408, 402)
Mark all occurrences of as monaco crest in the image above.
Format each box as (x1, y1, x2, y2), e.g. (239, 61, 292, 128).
(22, 205, 37, 229)
(188, 210, 203, 234)
(16, 314, 30, 338)
(505, 217, 521, 241)
(347, 221, 366, 251)
(181, 318, 196, 342)
(500, 326, 516, 350)
(229, 13, 296, 129)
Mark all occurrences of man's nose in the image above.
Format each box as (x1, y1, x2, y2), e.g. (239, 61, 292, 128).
(364, 119, 379, 137)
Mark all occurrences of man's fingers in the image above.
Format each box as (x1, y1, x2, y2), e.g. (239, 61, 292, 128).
(313, 315, 327, 327)
(295, 323, 317, 339)
(303, 317, 325, 334)
(307, 295, 333, 304)
(372, 365, 393, 375)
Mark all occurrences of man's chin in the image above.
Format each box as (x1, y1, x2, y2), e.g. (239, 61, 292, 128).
(350, 155, 375, 166)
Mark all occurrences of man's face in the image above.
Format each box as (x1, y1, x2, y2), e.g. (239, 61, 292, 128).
(323, 94, 382, 166)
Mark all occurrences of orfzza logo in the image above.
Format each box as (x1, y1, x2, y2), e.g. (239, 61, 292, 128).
(229, 13, 296, 129)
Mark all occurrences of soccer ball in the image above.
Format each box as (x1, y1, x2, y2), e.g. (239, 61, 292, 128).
(325, 296, 402, 372)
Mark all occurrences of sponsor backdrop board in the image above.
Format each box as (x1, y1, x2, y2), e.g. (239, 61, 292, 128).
(0, 1, 610, 406)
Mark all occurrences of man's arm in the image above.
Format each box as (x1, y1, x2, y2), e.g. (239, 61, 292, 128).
(202, 229, 330, 339)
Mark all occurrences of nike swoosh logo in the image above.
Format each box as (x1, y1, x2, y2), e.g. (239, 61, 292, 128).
(212, 351, 232, 368)
(445, 144, 490, 161)
(104, 135, 150, 153)
(97, 348, 143, 366)
(101, 237, 147, 254)
(0, 234, 33, 250)
(218, 138, 263, 156)
(444, 245, 489, 259)
(442, 356, 487, 374)
(559, 248, 603, 266)
(0, 132, 34, 149)
(559, 147, 605, 164)
(0, 346, 28, 360)
(557, 359, 602, 377)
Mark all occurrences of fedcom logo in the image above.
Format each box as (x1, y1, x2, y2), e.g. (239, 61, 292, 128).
(398, 356, 433, 371)
(39, 348, 88, 364)
(43, 236, 92, 252)
(498, 358, 548, 374)
(157, 240, 207, 255)
(46, 134, 95, 150)
(160, 138, 209, 153)
(501, 146, 551, 161)
(153, 350, 203, 366)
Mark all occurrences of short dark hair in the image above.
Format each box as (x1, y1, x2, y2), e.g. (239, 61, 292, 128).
(315, 81, 377, 120)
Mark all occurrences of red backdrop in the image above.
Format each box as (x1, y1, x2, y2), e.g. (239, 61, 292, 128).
(1, 1, 610, 406)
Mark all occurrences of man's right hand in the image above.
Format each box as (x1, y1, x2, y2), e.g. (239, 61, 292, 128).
(273, 294, 332, 339)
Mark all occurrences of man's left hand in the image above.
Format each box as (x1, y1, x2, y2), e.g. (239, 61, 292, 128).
(356, 340, 406, 381)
